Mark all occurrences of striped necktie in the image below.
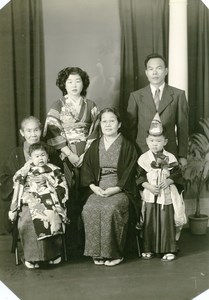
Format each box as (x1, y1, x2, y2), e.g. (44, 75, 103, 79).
(154, 88, 160, 111)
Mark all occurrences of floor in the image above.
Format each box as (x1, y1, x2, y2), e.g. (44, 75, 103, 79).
(0, 229, 209, 300)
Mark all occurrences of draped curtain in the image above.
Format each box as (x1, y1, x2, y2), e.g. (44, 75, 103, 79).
(118, 0, 169, 122)
(188, 0, 209, 133)
(119, 0, 209, 135)
(0, 0, 45, 161)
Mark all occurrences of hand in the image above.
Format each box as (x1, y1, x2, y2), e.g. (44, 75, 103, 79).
(90, 184, 106, 197)
(145, 183, 161, 195)
(68, 153, 80, 166)
(159, 178, 173, 189)
(103, 187, 121, 197)
(179, 157, 187, 171)
(8, 211, 17, 222)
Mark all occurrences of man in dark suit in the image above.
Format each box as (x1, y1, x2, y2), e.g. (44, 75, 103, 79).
(126, 53, 189, 169)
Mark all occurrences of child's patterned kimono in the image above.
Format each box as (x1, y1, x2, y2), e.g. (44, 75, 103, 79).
(10, 162, 68, 240)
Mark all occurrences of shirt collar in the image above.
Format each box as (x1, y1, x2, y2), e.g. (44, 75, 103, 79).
(150, 83, 165, 99)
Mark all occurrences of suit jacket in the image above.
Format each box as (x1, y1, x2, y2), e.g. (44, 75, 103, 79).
(126, 84, 189, 158)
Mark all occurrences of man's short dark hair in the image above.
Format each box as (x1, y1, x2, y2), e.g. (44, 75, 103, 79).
(144, 53, 167, 68)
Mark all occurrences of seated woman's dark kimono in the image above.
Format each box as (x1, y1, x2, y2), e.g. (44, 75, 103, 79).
(80, 135, 139, 259)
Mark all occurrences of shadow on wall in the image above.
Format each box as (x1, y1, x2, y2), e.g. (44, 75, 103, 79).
(88, 60, 120, 110)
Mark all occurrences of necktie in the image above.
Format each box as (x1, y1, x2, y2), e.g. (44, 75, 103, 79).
(154, 88, 160, 111)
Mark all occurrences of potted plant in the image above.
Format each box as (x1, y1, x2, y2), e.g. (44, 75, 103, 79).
(183, 118, 209, 235)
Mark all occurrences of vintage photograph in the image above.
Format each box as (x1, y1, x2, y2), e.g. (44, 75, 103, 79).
(0, 0, 209, 299)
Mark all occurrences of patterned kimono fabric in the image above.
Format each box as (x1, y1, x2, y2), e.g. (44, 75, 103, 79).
(44, 96, 98, 255)
(44, 97, 98, 195)
(12, 164, 68, 262)
(82, 136, 129, 259)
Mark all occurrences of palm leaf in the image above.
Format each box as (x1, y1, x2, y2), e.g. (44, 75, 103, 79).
(199, 118, 209, 141)
(191, 134, 209, 152)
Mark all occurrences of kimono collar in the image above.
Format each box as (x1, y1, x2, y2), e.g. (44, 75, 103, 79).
(65, 95, 86, 105)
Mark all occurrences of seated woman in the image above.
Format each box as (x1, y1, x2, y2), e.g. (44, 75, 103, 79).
(0, 116, 64, 268)
(80, 108, 139, 266)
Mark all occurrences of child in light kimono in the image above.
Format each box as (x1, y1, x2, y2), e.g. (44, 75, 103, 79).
(137, 119, 186, 261)
(9, 142, 68, 269)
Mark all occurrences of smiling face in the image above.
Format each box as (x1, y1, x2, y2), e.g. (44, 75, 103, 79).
(146, 134, 167, 154)
(20, 119, 41, 145)
(30, 149, 48, 167)
(145, 58, 168, 88)
(100, 111, 121, 138)
(65, 73, 83, 99)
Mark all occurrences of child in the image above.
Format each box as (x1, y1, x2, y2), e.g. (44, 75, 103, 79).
(8, 142, 68, 269)
(137, 118, 186, 261)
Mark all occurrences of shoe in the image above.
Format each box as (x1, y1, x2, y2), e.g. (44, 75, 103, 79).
(34, 263, 39, 268)
(142, 252, 154, 260)
(49, 256, 61, 265)
(93, 258, 105, 265)
(161, 253, 176, 262)
(24, 261, 35, 269)
(104, 258, 124, 266)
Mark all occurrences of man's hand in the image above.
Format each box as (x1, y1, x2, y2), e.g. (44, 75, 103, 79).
(159, 178, 173, 189)
(179, 157, 187, 171)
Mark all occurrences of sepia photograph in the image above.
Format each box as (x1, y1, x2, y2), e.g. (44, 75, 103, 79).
(0, 0, 209, 299)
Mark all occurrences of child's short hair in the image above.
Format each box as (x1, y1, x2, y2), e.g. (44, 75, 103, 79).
(29, 142, 47, 156)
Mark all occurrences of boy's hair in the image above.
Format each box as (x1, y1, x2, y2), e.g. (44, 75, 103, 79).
(29, 142, 48, 156)
(21, 116, 42, 130)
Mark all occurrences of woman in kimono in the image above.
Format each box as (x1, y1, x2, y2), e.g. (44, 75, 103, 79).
(80, 108, 138, 266)
(43, 67, 99, 255)
(0, 116, 64, 268)
(8, 142, 68, 269)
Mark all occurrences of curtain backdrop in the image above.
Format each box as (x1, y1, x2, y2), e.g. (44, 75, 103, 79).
(0, 0, 45, 161)
(188, 0, 209, 134)
(118, 0, 169, 122)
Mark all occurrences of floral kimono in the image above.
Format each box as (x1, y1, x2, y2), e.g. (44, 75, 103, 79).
(43, 96, 99, 156)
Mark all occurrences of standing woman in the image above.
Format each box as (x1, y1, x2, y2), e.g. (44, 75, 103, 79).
(80, 108, 139, 266)
(43, 67, 99, 255)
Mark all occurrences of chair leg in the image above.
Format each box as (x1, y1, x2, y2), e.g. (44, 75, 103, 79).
(62, 234, 68, 262)
(136, 235, 141, 257)
(15, 246, 20, 265)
